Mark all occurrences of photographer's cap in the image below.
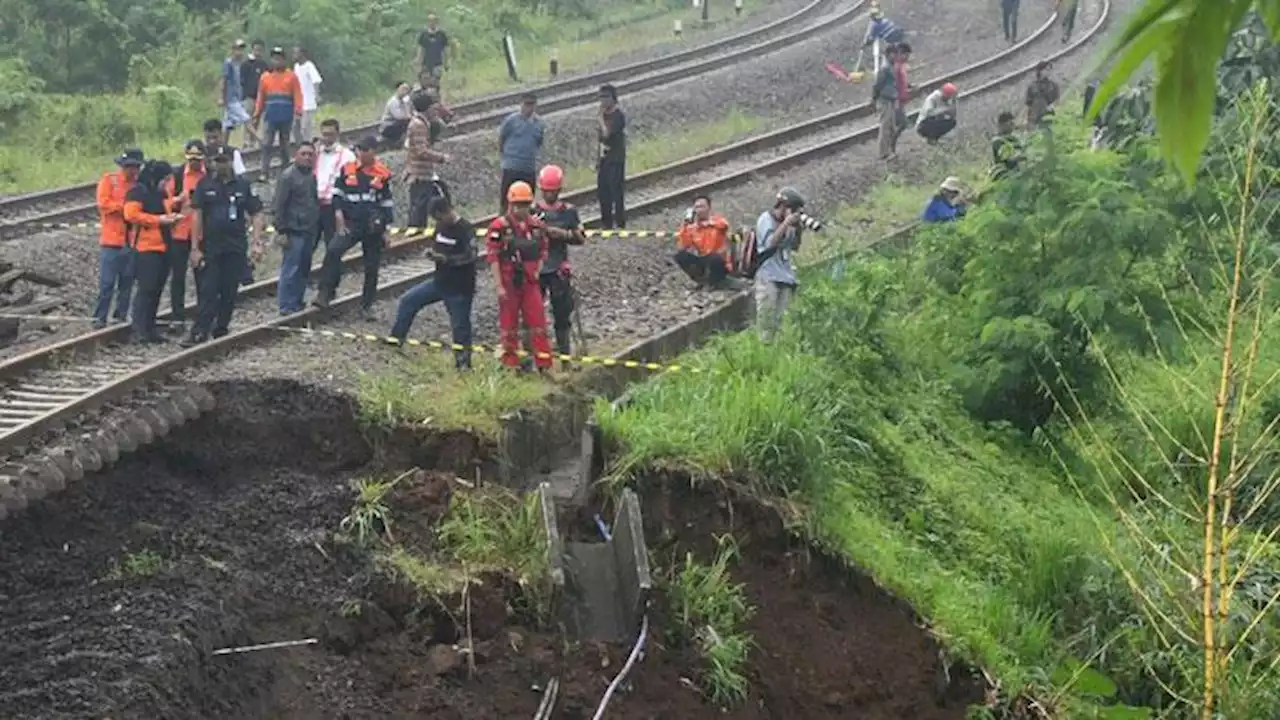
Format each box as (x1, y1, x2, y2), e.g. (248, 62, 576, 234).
(939, 176, 963, 193)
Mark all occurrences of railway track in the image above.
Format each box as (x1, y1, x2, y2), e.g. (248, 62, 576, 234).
(0, 0, 858, 241)
(0, 0, 1110, 519)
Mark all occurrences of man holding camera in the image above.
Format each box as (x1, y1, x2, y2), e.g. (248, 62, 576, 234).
(674, 194, 734, 290)
(753, 187, 807, 344)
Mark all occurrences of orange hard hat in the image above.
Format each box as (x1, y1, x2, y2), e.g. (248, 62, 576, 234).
(941, 82, 958, 99)
(507, 181, 534, 204)
(538, 164, 564, 191)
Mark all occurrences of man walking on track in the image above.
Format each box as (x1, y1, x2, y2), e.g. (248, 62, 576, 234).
(498, 93, 544, 214)
(292, 46, 323, 144)
(417, 14, 451, 79)
(183, 147, 265, 347)
(254, 47, 303, 182)
(872, 43, 911, 160)
(1057, 0, 1079, 42)
(597, 84, 627, 229)
(273, 142, 320, 315)
(488, 182, 553, 371)
(1001, 0, 1020, 43)
(218, 40, 260, 149)
(313, 136, 395, 318)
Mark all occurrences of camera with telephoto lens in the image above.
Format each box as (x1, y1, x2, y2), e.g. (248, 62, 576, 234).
(794, 211, 823, 232)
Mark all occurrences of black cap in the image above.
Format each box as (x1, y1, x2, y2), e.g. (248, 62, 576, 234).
(116, 148, 144, 167)
(355, 135, 379, 151)
(183, 139, 206, 158)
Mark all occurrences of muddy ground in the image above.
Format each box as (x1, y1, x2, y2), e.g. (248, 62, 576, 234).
(0, 381, 984, 718)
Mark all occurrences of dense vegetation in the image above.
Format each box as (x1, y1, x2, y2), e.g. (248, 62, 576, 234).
(597, 90, 1280, 715)
(0, 0, 708, 192)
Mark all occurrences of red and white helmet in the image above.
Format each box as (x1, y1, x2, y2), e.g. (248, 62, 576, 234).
(538, 164, 564, 192)
(941, 82, 958, 99)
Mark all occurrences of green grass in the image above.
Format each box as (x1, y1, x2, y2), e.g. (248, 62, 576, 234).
(105, 549, 170, 581)
(663, 533, 755, 707)
(561, 109, 766, 190)
(0, 0, 768, 195)
(355, 351, 552, 438)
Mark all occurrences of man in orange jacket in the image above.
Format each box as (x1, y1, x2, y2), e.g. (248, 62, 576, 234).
(254, 46, 303, 182)
(93, 149, 145, 329)
(125, 160, 181, 343)
(162, 140, 207, 330)
(674, 194, 735, 289)
(487, 181, 553, 371)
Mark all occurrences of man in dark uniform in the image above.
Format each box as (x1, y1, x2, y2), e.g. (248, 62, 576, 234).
(182, 146, 265, 347)
(532, 164, 584, 362)
(313, 135, 394, 319)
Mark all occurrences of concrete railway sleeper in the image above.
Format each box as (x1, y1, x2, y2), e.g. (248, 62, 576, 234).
(0, 0, 856, 241)
(0, 0, 1110, 520)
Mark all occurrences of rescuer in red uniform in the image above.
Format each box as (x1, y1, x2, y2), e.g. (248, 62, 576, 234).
(487, 181, 553, 370)
(533, 164, 585, 360)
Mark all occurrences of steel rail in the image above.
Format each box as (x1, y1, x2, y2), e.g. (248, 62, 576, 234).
(0, 0, 854, 240)
(0, 0, 1048, 382)
(0, 0, 1108, 482)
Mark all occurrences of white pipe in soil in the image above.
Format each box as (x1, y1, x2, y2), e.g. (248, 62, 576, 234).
(591, 614, 649, 720)
(212, 638, 318, 655)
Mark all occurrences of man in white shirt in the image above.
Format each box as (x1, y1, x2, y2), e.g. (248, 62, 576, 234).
(313, 118, 356, 253)
(292, 46, 323, 143)
(917, 82, 958, 144)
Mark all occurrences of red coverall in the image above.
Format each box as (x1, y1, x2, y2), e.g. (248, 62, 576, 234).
(486, 214, 553, 369)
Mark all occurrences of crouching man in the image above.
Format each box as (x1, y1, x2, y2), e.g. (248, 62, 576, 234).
(674, 194, 735, 290)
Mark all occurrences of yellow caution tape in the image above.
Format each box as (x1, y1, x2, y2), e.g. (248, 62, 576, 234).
(29, 221, 677, 239)
(272, 325, 712, 374)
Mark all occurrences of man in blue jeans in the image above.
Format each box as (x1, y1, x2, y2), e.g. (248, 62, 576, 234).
(93, 148, 145, 329)
(390, 196, 476, 369)
(272, 141, 319, 313)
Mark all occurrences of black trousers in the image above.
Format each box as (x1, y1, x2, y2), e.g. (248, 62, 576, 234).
(539, 272, 574, 355)
(316, 204, 338, 255)
(917, 114, 957, 141)
(191, 251, 247, 340)
(167, 240, 190, 320)
(597, 162, 626, 229)
(1001, 0, 1020, 41)
(131, 250, 170, 340)
(380, 119, 409, 145)
(499, 169, 536, 214)
(318, 231, 384, 309)
(408, 179, 441, 230)
(674, 250, 728, 286)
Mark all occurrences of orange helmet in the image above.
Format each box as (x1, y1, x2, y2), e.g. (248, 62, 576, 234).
(941, 82, 958, 99)
(507, 181, 534, 204)
(538, 164, 564, 192)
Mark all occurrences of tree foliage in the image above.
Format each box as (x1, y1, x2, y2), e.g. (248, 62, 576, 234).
(1090, 1, 1280, 183)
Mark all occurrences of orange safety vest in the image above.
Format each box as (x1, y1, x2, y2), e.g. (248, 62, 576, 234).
(163, 166, 206, 241)
(96, 170, 135, 248)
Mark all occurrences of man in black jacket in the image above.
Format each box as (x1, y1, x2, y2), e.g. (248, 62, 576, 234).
(390, 196, 476, 369)
(313, 136, 394, 318)
(273, 141, 319, 314)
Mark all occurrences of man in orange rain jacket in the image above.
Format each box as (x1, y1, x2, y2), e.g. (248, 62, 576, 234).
(93, 148, 145, 329)
(254, 46, 303, 182)
(674, 194, 736, 289)
(488, 181, 553, 371)
(124, 160, 181, 344)
(162, 140, 207, 330)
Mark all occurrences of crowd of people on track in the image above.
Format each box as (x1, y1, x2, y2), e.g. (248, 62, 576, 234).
(92, 1, 1070, 368)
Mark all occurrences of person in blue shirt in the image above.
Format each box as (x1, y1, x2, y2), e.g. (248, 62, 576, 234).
(921, 176, 968, 223)
(754, 187, 807, 344)
(858, 7, 905, 74)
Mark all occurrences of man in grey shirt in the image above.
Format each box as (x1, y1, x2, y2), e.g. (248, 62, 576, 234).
(272, 141, 320, 314)
(498, 92, 544, 213)
(753, 187, 806, 343)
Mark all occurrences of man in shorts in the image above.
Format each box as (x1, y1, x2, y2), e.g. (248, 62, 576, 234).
(218, 40, 260, 148)
(417, 14, 451, 80)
